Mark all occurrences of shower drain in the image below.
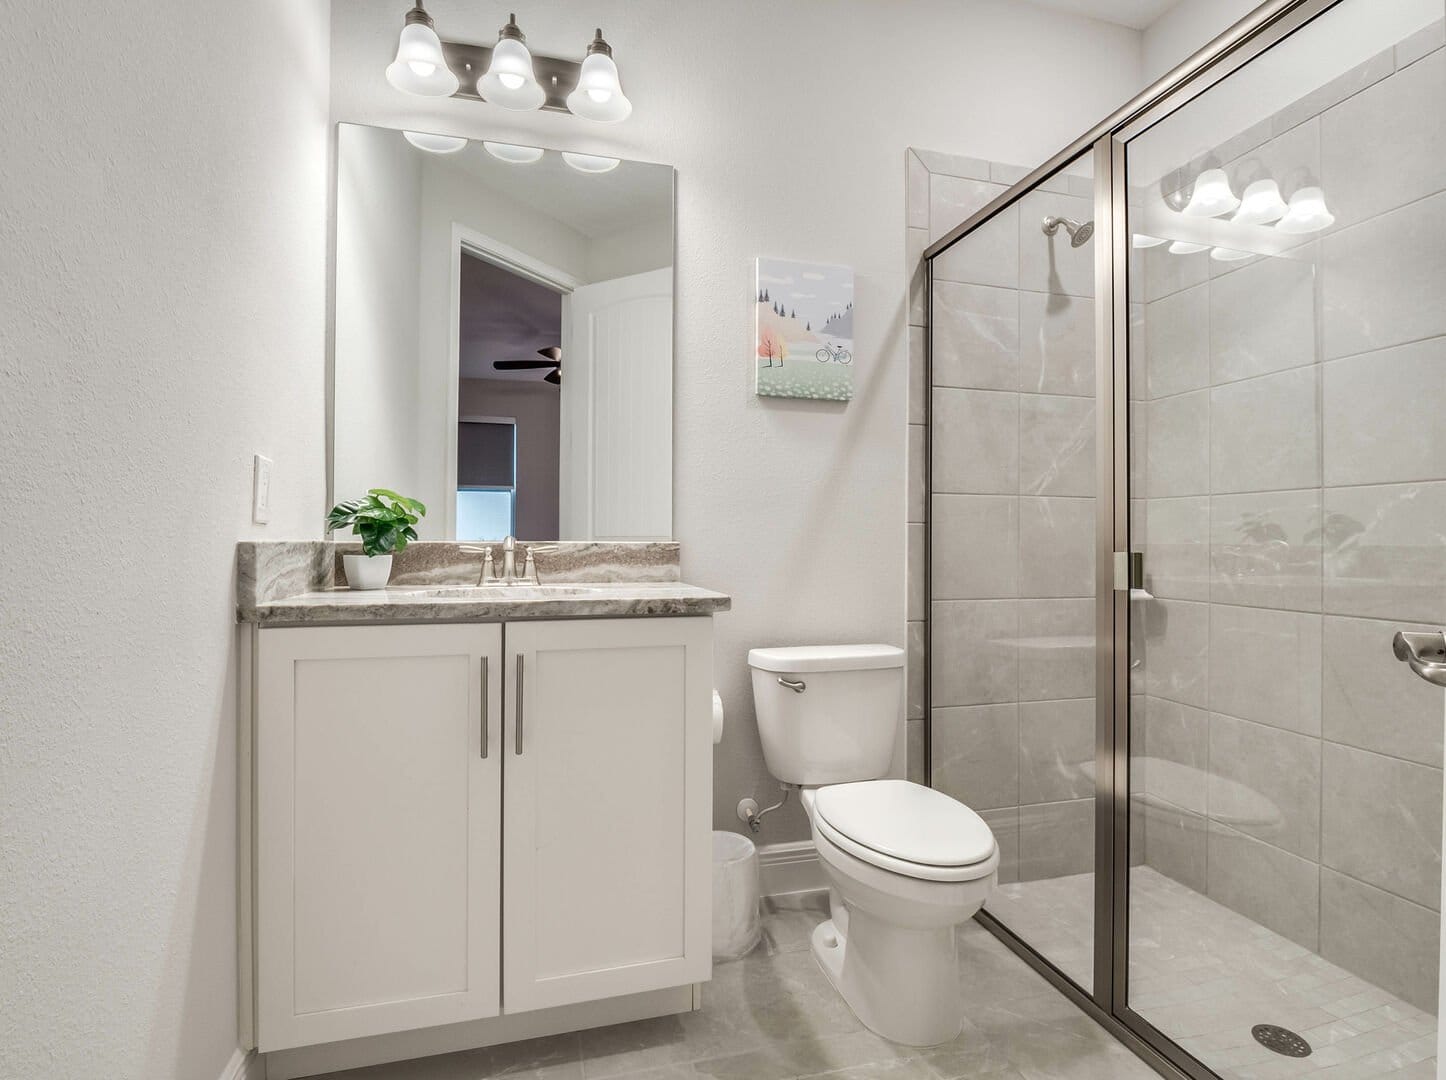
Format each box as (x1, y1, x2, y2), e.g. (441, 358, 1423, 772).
(1251, 1024, 1312, 1058)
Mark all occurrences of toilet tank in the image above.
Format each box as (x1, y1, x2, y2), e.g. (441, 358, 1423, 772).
(747, 644, 905, 785)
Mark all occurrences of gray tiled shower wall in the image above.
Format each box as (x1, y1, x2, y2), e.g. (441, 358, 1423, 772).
(1132, 25, 1446, 1012)
(907, 17, 1446, 1014)
(906, 146, 1100, 890)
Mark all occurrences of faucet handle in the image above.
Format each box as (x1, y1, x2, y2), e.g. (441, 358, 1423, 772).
(481, 547, 498, 585)
(521, 547, 539, 585)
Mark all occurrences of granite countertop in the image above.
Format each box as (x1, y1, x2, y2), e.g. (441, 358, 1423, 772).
(249, 582, 730, 626)
(237, 540, 730, 626)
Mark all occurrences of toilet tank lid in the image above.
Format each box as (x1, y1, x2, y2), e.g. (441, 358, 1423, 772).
(747, 644, 904, 673)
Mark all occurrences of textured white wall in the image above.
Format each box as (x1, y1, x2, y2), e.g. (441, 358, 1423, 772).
(0, 3, 331, 1079)
(330, 0, 1144, 841)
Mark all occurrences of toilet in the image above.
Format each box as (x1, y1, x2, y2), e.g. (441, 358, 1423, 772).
(748, 644, 998, 1047)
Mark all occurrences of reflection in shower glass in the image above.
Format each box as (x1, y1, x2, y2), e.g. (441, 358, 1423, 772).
(928, 151, 1098, 993)
(1125, 1, 1444, 1072)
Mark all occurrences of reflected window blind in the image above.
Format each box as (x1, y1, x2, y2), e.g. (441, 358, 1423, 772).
(457, 421, 515, 488)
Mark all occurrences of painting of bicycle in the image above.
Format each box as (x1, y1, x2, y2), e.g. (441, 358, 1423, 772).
(755, 255, 854, 402)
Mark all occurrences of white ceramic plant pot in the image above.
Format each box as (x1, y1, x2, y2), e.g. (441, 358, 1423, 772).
(343, 553, 393, 590)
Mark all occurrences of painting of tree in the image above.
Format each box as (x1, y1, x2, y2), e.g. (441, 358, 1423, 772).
(758, 325, 786, 368)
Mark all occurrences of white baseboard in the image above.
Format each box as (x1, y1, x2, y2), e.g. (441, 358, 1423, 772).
(219, 1047, 262, 1080)
(757, 840, 825, 898)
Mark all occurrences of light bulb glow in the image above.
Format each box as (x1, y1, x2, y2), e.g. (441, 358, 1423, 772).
(482, 141, 544, 164)
(566, 51, 632, 122)
(1276, 186, 1335, 234)
(479, 36, 544, 110)
(1181, 168, 1240, 218)
(1231, 178, 1288, 226)
(562, 152, 621, 174)
(404, 130, 468, 154)
(1168, 240, 1210, 255)
(386, 21, 459, 97)
(1132, 234, 1167, 249)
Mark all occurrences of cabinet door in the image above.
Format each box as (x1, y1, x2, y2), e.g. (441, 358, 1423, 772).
(503, 617, 713, 1012)
(255, 624, 503, 1051)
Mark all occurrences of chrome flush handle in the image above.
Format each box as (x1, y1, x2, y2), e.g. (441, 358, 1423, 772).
(1392, 630, 1446, 687)
(777, 677, 806, 693)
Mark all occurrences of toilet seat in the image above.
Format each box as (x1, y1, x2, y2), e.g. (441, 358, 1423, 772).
(813, 779, 996, 883)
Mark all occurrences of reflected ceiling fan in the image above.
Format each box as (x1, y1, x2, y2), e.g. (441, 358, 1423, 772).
(493, 346, 562, 385)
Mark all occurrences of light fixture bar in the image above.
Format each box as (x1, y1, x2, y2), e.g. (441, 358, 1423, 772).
(441, 41, 582, 112)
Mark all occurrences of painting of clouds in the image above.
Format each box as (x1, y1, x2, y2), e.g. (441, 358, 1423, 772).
(755, 256, 854, 402)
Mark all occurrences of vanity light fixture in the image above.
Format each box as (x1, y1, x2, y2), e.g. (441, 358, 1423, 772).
(1209, 247, 1254, 262)
(562, 151, 621, 174)
(565, 30, 632, 122)
(1168, 240, 1211, 255)
(1275, 185, 1335, 234)
(403, 130, 468, 154)
(483, 140, 545, 164)
(1180, 167, 1240, 217)
(1132, 234, 1167, 249)
(477, 13, 546, 111)
(1231, 178, 1289, 226)
(385, 4, 459, 97)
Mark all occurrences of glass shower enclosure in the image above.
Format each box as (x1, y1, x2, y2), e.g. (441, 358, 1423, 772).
(923, 1, 1445, 1077)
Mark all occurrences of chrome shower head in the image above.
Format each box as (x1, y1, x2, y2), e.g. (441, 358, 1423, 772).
(1042, 215, 1094, 247)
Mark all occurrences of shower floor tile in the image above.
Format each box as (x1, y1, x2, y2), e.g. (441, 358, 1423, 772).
(991, 867, 1438, 1079)
(312, 890, 1157, 1080)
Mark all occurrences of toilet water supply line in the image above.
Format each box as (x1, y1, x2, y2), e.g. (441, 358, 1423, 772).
(738, 783, 792, 833)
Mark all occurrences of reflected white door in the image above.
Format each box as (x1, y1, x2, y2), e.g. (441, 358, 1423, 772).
(560, 267, 673, 540)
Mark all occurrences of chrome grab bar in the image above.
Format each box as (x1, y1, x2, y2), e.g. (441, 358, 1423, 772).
(777, 677, 806, 694)
(1392, 631, 1446, 687)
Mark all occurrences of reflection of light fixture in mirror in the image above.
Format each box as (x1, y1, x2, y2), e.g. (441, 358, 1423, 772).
(1181, 167, 1239, 217)
(1276, 185, 1335, 234)
(403, 130, 467, 154)
(1231, 178, 1288, 226)
(1210, 247, 1253, 262)
(385, 3, 459, 97)
(566, 29, 632, 122)
(1168, 240, 1210, 255)
(478, 13, 545, 110)
(562, 152, 620, 174)
(483, 141, 544, 164)
(1132, 234, 1167, 248)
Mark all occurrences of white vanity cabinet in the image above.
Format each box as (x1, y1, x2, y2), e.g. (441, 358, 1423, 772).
(249, 616, 713, 1056)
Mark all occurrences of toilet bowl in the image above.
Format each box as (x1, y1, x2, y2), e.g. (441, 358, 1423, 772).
(802, 781, 997, 1046)
(747, 645, 998, 1047)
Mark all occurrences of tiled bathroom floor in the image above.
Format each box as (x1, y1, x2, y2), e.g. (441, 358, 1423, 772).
(315, 891, 1157, 1079)
(991, 869, 1437, 1079)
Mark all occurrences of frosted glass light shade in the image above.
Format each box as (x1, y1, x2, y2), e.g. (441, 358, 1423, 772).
(1231, 178, 1288, 226)
(1210, 247, 1253, 262)
(1168, 240, 1210, 254)
(1181, 168, 1240, 217)
(403, 130, 467, 154)
(562, 152, 621, 174)
(483, 141, 544, 164)
(566, 52, 632, 122)
(386, 22, 459, 97)
(1132, 234, 1167, 248)
(479, 37, 545, 110)
(1276, 186, 1335, 234)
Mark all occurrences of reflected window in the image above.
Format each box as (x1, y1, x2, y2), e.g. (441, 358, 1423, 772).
(457, 418, 516, 540)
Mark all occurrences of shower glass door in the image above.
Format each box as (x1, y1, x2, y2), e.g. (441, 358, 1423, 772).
(1123, 1, 1445, 1073)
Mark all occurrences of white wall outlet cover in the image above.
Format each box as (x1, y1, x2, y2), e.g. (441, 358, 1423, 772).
(252, 454, 273, 524)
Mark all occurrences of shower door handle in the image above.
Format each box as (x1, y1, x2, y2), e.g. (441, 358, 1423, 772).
(1392, 631, 1446, 687)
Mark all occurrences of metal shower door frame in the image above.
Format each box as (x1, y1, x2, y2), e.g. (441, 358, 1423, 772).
(922, 2, 1347, 1077)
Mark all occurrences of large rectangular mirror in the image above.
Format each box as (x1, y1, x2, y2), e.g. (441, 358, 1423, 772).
(332, 123, 675, 541)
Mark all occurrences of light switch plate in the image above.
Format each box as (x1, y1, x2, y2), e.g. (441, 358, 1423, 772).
(252, 454, 273, 524)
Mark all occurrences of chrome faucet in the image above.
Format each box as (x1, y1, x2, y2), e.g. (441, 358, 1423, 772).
(501, 535, 517, 583)
(463, 537, 538, 586)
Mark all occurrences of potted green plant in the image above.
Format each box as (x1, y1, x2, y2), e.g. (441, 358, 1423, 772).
(326, 488, 427, 590)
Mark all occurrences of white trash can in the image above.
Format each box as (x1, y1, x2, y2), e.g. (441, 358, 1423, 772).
(711, 831, 761, 961)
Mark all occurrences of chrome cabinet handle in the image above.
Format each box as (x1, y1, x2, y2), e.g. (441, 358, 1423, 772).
(480, 656, 489, 759)
(515, 654, 525, 755)
(777, 677, 806, 693)
(1393, 631, 1446, 687)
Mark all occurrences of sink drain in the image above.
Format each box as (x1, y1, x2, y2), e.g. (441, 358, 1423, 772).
(1252, 1024, 1311, 1058)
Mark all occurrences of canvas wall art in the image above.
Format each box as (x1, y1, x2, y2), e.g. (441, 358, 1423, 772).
(755, 257, 854, 402)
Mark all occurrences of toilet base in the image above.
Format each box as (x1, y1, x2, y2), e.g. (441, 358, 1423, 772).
(810, 913, 964, 1047)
